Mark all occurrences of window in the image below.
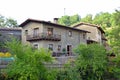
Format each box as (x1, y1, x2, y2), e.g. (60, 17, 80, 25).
(83, 33, 86, 39)
(88, 37, 90, 40)
(67, 45, 72, 55)
(33, 44, 39, 49)
(58, 45, 61, 51)
(47, 28, 53, 35)
(25, 30, 28, 35)
(68, 31, 72, 37)
(33, 28, 39, 37)
(48, 44, 53, 51)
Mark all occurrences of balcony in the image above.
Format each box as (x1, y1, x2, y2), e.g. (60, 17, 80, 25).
(26, 33, 61, 41)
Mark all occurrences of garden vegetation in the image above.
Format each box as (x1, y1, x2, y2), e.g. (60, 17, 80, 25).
(0, 38, 120, 80)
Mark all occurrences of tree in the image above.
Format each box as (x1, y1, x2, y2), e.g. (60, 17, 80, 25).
(70, 14, 81, 25)
(0, 15, 5, 27)
(0, 15, 18, 27)
(56, 62, 81, 80)
(74, 44, 107, 80)
(4, 39, 54, 80)
(93, 12, 112, 29)
(80, 14, 93, 23)
(5, 18, 18, 27)
(111, 10, 120, 26)
(58, 15, 70, 26)
(58, 14, 80, 26)
(107, 10, 120, 54)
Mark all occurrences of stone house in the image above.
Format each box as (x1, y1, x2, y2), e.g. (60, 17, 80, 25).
(73, 22, 107, 46)
(19, 19, 89, 56)
(0, 28, 22, 52)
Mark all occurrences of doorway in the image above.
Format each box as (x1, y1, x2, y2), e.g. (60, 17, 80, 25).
(67, 45, 72, 56)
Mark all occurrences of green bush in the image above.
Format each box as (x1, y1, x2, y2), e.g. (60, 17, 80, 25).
(4, 39, 55, 80)
(74, 44, 107, 80)
(56, 64, 81, 80)
(107, 55, 120, 80)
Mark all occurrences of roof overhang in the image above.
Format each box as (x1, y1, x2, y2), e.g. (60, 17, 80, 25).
(19, 18, 90, 33)
(73, 22, 105, 34)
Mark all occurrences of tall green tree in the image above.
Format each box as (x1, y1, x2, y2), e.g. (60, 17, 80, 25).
(74, 44, 107, 80)
(4, 39, 55, 80)
(58, 15, 70, 26)
(80, 14, 93, 23)
(111, 10, 120, 26)
(70, 14, 81, 25)
(5, 18, 18, 27)
(58, 14, 80, 26)
(93, 12, 112, 29)
(0, 15, 18, 27)
(106, 10, 120, 79)
(108, 10, 120, 54)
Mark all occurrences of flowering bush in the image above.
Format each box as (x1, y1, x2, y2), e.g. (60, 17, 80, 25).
(0, 52, 12, 57)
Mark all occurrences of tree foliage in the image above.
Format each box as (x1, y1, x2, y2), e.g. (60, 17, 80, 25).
(58, 15, 70, 26)
(69, 14, 81, 25)
(81, 14, 93, 23)
(57, 11, 120, 80)
(93, 12, 112, 29)
(74, 44, 107, 80)
(58, 12, 112, 30)
(111, 10, 120, 26)
(4, 39, 54, 80)
(107, 10, 120, 54)
(58, 14, 80, 26)
(56, 63, 81, 80)
(0, 15, 18, 27)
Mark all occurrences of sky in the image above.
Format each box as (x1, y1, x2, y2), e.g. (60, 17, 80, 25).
(0, 0, 120, 24)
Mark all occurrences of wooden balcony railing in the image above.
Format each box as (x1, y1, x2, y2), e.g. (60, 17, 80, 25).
(26, 33, 61, 41)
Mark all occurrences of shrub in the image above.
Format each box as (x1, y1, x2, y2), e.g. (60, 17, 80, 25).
(4, 38, 55, 80)
(74, 44, 107, 80)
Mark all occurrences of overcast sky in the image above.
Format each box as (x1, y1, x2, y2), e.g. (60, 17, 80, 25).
(0, 0, 120, 24)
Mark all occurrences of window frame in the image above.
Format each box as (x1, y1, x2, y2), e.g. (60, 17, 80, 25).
(83, 33, 86, 39)
(25, 30, 28, 35)
(58, 45, 61, 51)
(33, 28, 39, 37)
(47, 28, 53, 35)
(48, 44, 53, 51)
(33, 43, 39, 49)
(68, 31, 72, 37)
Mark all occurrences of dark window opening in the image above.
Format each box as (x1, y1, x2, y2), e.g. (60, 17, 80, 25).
(25, 30, 28, 35)
(33, 28, 39, 37)
(47, 28, 53, 36)
(58, 45, 61, 51)
(83, 33, 86, 39)
(68, 31, 72, 37)
(33, 44, 39, 49)
(48, 44, 53, 51)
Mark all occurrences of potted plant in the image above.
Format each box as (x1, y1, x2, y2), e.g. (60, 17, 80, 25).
(62, 48, 66, 55)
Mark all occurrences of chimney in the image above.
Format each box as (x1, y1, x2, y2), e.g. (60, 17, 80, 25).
(53, 18, 59, 24)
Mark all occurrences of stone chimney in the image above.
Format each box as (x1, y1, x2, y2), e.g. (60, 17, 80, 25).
(53, 18, 59, 24)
